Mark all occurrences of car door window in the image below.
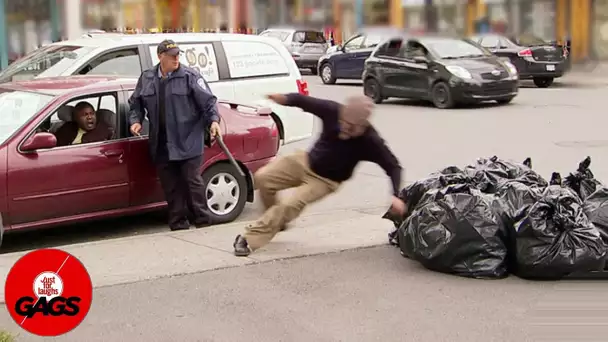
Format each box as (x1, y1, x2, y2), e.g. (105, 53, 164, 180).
(78, 48, 142, 77)
(480, 36, 500, 49)
(362, 34, 385, 49)
(35, 92, 119, 147)
(343, 35, 365, 52)
(149, 42, 220, 82)
(375, 39, 403, 58)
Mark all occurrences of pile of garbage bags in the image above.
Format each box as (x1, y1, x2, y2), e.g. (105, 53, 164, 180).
(383, 156, 608, 280)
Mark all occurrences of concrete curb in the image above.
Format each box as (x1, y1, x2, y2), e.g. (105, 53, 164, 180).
(0, 211, 393, 301)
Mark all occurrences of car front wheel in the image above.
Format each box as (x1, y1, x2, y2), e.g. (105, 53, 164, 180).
(320, 63, 336, 84)
(202, 163, 248, 224)
(363, 78, 383, 104)
(431, 81, 455, 109)
(533, 77, 554, 88)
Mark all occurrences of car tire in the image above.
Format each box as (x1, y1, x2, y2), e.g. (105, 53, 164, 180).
(320, 63, 337, 84)
(202, 163, 248, 224)
(496, 97, 515, 105)
(533, 77, 554, 88)
(363, 78, 383, 104)
(431, 81, 455, 109)
(310, 67, 318, 75)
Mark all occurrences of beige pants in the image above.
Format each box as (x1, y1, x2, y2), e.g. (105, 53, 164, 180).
(243, 151, 340, 251)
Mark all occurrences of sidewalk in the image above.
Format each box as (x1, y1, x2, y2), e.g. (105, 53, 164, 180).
(0, 210, 391, 301)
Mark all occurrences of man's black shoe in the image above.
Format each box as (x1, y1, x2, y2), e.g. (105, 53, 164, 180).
(170, 225, 190, 231)
(194, 218, 213, 228)
(233, 235, 251, 257)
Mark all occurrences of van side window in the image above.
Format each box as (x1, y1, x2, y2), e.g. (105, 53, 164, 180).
(222, 41, 289, 79)
(149, 43, 220, 82)
(79, 48, 142, 77)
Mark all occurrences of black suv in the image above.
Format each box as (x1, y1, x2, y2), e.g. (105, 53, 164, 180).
(362, 35, 520, 109)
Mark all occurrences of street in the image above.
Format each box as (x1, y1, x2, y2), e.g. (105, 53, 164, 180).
(2, 73, 608, 340)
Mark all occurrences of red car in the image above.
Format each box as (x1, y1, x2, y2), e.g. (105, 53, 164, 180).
(0, 76, 280, 247)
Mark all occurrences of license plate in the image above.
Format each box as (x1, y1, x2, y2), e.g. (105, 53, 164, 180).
(546, 64, 556, 71)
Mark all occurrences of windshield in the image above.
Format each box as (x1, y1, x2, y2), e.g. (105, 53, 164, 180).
(423, 38, 490, 59)
(0, 89, 54, 144)
(293, 31, 326, 44)
(0, 45, 95, 83)
(513, 34, 547, 46)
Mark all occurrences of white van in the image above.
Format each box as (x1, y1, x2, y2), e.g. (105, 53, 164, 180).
(0, 33, 313, 144)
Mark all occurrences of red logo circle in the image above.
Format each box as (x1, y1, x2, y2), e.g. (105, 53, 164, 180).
(4, 248, 93, 337)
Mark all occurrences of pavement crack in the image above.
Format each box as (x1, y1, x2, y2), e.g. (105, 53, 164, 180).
(167, 234, 241, 256)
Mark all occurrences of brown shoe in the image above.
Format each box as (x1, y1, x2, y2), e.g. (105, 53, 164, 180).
(233, 235, 251, 257)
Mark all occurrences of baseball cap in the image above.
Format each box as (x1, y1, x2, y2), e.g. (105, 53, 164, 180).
(157, 39, 183, 56)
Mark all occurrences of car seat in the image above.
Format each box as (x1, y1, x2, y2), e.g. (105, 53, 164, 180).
(96, 109, 117, 138)
(49, 105, 74, 133)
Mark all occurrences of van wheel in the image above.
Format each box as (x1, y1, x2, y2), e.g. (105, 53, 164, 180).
(310, 67, 318, 75)
(364, 78, 383, 104)
(533, 77, 554, 88)
(202, 163, 247, 224)
(320, 63, 336, 84)
(431, 81, 455, 109)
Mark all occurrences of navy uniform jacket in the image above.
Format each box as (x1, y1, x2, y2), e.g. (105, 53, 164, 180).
(128, 64, 220, 162)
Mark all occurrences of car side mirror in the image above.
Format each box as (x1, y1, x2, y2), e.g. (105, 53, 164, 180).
(21, 132, 57, 152)
(413, 56, 428, 64)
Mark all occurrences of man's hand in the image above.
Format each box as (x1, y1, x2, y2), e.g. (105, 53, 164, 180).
(266, 94, 287, 105)
(390, 196, 407, 216)
(130, 123, 142, 136)
(210, 121, 221, 138)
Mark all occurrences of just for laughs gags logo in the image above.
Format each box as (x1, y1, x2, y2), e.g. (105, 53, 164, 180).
(4, 249, 93, 337)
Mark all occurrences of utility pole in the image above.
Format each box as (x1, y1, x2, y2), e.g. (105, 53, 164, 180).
(424, 0, 437, 32)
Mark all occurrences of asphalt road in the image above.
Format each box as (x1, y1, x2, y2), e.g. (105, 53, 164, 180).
(3, 74, 608, 254)
(2, 245, 607, 341)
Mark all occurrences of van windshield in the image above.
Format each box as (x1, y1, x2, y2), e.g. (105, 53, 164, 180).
(0, 89, 54, 145)
(0, 45, 95, 83)
(293, 31, 326, 44)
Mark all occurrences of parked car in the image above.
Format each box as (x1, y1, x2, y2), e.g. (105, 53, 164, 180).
(468, 33, 569, 88)
(317, 26, 403, 85)
(362, 34, 519, 109)
(259, 26, 329, 75)
(0, 33, 313, 145)
(0, 76, 280, 248)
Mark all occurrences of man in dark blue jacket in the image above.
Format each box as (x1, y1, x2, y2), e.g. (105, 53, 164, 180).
(129, 39, 221, 231)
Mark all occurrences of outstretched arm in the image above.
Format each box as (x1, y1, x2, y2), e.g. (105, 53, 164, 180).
(365, 129, 402, 196)
(280, 93, 341, 120)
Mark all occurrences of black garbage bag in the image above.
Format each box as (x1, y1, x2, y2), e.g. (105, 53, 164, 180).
(514, 158, 549, 187)
(383, 166, 470, 245)
(398, 183, 509, 279)
(465, 156, 543, 193)
(513, 185, 607, 279)
(564, 156, 603, 201)
(493, 158, 549, 221)
(583, 187, 608, 245)
(494, 180, 544, 221)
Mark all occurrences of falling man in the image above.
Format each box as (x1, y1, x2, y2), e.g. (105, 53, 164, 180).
(233, 93, 407, 256)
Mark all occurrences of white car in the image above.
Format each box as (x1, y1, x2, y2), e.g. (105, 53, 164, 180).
(0, 33, 314, 145)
